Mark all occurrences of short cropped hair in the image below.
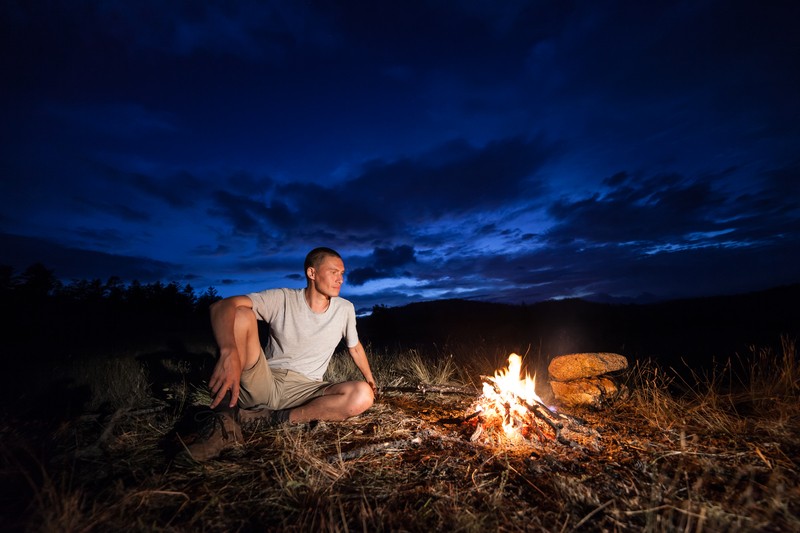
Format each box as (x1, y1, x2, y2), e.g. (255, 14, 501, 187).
(304, 247, 342, 278)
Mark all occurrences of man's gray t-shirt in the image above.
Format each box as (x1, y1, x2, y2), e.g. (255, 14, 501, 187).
(246, 288, 359, 380)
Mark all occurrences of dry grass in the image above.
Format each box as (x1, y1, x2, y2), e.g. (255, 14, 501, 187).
(2, 338, 799, 532)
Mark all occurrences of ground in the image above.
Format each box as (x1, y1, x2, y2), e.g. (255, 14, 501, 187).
(3, 369, 798, 532)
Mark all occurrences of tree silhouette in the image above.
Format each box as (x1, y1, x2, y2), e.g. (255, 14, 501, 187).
(19, 263, 61, 298)
(0, 264, 222, 358)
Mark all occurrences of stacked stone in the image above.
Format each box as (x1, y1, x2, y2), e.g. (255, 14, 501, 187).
(547, 352, 628, 407)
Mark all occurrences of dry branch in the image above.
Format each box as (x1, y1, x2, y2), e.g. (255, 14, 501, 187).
(380, 384, 478, 395)
(75, 404, 167, 458)
(327, 429, 435, 462)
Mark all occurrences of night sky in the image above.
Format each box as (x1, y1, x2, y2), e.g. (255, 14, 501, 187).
(2, 1, 799, 311)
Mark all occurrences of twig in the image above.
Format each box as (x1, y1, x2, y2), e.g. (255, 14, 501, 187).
(328, 428, 482, 462)
(76, 404, 167, 458)
(98, 407, 129, 444)
(329, 430, 436, 462)
(436, 409, 482, 425)
(572, 499, 614, 530)
(622, 504, 714, 520)
(333, 439, 411, 461)
(752, 446, 772, 469)
(470, 423, 483, 442)
(132, 490, 191, 502)
(77, 404, 167, 422)
(529, 404, 563, 432)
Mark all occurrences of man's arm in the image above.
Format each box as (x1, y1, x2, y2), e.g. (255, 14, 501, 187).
(208, 295, 254, 408)
(348, 341, 377, 395)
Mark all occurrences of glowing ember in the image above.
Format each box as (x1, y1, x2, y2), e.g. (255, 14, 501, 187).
(480, 353, 544, 437)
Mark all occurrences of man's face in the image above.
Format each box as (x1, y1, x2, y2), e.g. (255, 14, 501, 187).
(308, 255, 345, 298)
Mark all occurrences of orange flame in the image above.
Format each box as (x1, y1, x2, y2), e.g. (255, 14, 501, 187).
(481, 353, 543, 436)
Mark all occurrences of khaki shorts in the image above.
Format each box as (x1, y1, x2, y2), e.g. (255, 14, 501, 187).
(238, 351, 331, 410)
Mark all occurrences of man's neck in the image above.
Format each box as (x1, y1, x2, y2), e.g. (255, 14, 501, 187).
(304, 286, 331, 313)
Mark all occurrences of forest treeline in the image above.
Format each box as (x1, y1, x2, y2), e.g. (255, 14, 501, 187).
(1, 263, 222, 358)
(3, 262, 798, 372)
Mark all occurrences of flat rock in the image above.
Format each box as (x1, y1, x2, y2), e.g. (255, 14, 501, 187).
(548, 352, 628, 382)
(549, 377, 619, 407)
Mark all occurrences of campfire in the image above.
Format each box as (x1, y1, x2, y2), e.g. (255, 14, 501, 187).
(467, 354, 600, 449)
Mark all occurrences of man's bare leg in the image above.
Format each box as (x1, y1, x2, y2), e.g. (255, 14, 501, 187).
(288, 381, 374, 423)
(208, 305, 263, 408)
(233, 305, 263, 372)
(185, 306, 262, 460)
(233, 307, 373, 423)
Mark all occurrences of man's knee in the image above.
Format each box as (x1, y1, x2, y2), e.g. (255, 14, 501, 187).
(348, 381, 374, 416)
(233, 306, 259, 342)
(233, 305, 257, 328)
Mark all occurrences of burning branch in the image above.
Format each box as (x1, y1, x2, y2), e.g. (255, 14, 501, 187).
(469, 354, 601, 452)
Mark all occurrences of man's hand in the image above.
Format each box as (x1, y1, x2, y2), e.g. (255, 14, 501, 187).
(208, 349, 242, 409)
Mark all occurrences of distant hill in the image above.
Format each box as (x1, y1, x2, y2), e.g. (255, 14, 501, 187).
(358, 284, 800, 370)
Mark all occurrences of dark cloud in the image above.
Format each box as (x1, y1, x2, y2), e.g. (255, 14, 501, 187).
(209, 190, 266, 236)
(426, 223, 800, 305)
(73, 198, 151, 224)
(373, 245, 416, 269)
(347, 267, 383, 287)
(347, 245, 417, 286)
(130, 171, 208, 209)
(0, 1, 333, 77)
(0, 232, 179, 283)
(191, 243, 232, 257)
(367, 164, 800, 305)
(201, 136, 555, 247)
(348, 136, 554, 218)
(546, 173, 728, 245)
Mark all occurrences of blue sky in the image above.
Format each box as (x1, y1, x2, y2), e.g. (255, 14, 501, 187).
(2, 1, 798, 311)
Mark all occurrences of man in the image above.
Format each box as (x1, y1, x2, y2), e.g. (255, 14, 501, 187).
(186, 247, 377, 461)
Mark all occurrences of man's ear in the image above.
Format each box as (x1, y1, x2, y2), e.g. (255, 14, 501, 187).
(307, 266, 315, 280)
